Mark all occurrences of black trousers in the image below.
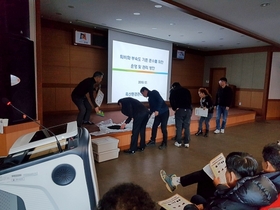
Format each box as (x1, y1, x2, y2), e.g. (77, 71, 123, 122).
(130, 111, 149, 151)
(71, 95, 92, 127)
(180, 169, 216, 200)
(150, 110, 169, 144)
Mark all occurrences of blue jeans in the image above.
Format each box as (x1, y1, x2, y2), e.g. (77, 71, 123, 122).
(198, 113, 213, 131)
(215, 105, 228, 130)
(175, 108, 192, 144)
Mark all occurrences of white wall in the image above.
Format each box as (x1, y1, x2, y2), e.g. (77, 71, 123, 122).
(269, 52, 280, 99)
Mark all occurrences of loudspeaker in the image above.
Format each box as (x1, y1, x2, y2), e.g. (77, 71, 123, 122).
(0, 33, 36, 125)
(0, 0, 30, 38)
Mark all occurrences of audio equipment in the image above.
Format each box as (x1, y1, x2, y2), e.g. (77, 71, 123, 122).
(0, 121, 100, 210)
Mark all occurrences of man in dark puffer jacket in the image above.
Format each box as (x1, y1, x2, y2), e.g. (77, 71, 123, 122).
(184, 152, 278, 210)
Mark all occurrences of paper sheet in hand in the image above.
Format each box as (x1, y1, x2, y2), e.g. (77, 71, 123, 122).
(203, 153, 227, 184)
(158, 194, 192, 210)
(195, 107, 208, 117)
(95, 90, 104, 107)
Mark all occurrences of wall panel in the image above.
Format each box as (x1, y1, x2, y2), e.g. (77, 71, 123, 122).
(266, 100, 280, 119)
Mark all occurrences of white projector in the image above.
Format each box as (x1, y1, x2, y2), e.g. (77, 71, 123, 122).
(0, 121, 99, 210)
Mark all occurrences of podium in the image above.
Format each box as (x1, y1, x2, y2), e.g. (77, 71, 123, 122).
(0, 121, 39, 156)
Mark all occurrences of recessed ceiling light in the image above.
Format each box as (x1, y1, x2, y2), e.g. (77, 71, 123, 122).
(155, 5, 162, 8)
(116, 18, 122, 21)
(170, 23, 175, 26)
(152, 28, 157, 30)
(69, 21, 72, 24)
(133, 12, 140, 15)
(260, 3, 270, 7)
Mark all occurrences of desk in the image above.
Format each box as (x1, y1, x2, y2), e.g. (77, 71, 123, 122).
(0, 122, 40, 156)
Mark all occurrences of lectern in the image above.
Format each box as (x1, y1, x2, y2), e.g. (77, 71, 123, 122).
(0, 122, 39, 156)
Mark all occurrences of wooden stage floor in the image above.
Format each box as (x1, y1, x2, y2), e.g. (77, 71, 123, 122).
(44, 108, 256, 150)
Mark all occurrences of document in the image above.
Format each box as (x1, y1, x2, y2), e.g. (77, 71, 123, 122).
(195, 107, 208, 117)
(203, 153, 227, 184)
(95, 89, 104, 107)
(158, 194, 192, 210)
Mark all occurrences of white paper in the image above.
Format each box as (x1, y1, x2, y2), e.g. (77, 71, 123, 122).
(95, 89, 104, 107)
(209, 153, 227, 184)
(203, 164, 214, 180)
(158, 194, 192, 210)
(195, 107, 208, 117)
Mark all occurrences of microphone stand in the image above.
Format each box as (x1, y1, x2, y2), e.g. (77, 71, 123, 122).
(8, 103, 63, 153)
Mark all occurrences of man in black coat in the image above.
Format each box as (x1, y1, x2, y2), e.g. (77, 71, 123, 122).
(183, 152, 278, 210)
(140, 87, 169, 149)
(71, 71, 104, 127)
(169, 82, 192, 148)
(118, 97, 149, 154)
(214, 77, 232, 134)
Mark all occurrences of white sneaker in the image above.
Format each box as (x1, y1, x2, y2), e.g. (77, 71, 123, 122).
(221, 129, 225, 134)
(184, 144, 189, 148)
(174, 142, 181, 147)
(214, 129, 220, 134)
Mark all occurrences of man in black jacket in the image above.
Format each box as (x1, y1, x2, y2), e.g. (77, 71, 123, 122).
(140, 87, 169, 150)
(118, 97, 149, 154)
(169, 82, 192, 148)
(183, 152, 278, 210)
(71, 71, 104, 127)
(161, 142, 280, 209)
(214, 77, 232, 134)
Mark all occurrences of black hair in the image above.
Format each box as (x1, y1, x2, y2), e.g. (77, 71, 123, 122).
(93, 71, 104, 78)
(171, 82, 181, 89)
(226, 152, 258, 179)
(98, 183, 156, 210)
(219, 77, 227, 82)
(262, 143, 280, 171)
(140, 87, 149, 93)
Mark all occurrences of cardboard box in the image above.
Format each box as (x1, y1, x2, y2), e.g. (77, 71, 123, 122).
(91, 136, 119, 153)
(93, 148, 120, 163)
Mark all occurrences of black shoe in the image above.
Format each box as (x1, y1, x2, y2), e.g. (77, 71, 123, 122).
(204, 130, 209, 137)
(83, 121, 94, 125)
(146, 140, 155, 146)
(158, 144, 167, 150)
(124, 149, 135, 154)
(137, 147, 145, 151)
(195, 130, 203, 136)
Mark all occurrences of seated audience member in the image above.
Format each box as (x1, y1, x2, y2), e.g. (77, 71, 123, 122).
(98, 182, 156, 210)
(161, 142, 280, 201)
(183, 152, 278, 210)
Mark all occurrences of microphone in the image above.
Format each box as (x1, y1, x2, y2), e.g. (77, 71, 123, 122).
(2, 97, 63, 153)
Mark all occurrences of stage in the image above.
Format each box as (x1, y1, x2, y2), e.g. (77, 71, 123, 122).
(44, 108, 256, 151)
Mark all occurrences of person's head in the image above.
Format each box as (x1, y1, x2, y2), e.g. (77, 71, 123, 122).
(225, 152, 258, 187)
(171, 82, 181, 90)
(219, 77, 227, 88)
(93, 71, 104, 84)
(262, 143, 280, 172)
(98, 183, 156, 210)
(140, 87, 150, 98)
(198, 87, 211, 98)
